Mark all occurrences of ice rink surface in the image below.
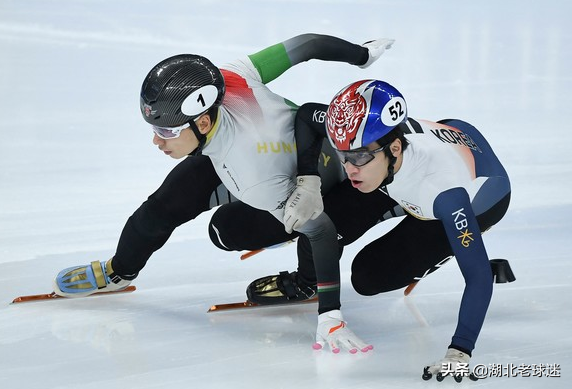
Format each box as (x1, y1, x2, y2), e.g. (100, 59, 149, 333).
(1, 0, 570, 388)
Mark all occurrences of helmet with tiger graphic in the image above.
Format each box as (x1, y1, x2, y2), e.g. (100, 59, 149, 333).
(326, 79, 407, 151)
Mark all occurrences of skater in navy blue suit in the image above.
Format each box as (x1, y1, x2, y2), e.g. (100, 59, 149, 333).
(290, 79, 511, 381)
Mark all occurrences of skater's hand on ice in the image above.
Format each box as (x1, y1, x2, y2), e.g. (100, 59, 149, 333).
(284, 175, 323, 233)
(422, 348, 478, 382)
(358, 38, 395, 69)
(313, 309, 373, 354)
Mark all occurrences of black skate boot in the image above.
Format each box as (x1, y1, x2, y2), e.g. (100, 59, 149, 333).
(246, 271, 316, 305)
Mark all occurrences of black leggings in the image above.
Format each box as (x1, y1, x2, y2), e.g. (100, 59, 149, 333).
(351, 193, 511, 295)
(210, 188, 510, 294)
(209, 179, 403, 283)
(112, 155, 221, 278)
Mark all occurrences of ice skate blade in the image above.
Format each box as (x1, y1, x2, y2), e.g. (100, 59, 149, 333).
(208, 296, 318, 312)
(11, 285, 137, 304)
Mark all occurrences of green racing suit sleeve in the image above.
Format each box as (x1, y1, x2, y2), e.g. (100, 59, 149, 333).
(247, 33, 368, 84)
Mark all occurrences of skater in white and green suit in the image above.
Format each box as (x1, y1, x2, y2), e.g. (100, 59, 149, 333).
(54, 34, 395, 353)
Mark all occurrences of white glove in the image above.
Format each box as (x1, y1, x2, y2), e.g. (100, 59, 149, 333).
(283, 175, 324, 234)
(423, 348, 478, 382)
(358, 38, 396, 69)
(312, 309, 373, 354)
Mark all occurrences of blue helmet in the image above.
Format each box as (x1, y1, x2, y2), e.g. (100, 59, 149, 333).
(326, 80, 407, 151)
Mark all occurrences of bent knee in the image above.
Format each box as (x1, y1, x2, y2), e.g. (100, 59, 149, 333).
(208, 221, 234, 251)
(351, 271, 409, 296)
(351, 270, 381, 296)
(351, 259, 413, 295)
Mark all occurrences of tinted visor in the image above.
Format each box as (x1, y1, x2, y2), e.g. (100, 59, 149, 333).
(335, 144, 388, 167)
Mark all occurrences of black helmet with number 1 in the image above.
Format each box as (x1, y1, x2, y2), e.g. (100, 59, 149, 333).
(140, 54, 225, 128)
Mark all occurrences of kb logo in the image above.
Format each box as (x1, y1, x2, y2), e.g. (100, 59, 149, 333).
(452, 208, 474, 248)
(312, 109, 326, 123)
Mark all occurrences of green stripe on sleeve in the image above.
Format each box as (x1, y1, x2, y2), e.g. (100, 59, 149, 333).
(248, 43, 292, 84)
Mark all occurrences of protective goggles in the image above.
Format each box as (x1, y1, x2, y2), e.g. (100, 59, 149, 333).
(151, 122, 191, 140)
(335, 144, 389, 167)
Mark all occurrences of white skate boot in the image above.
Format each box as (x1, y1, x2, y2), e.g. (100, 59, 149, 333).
(53, 259, 131, 298)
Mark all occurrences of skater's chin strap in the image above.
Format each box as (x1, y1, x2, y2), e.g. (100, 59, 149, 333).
(188, 120, 206, 156)
(379, 154, 397, 188)
(188, 108, 219, 157)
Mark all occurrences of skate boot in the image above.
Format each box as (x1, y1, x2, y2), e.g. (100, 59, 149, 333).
(53, 259, 131, 298)
(246, 271, 316, 305)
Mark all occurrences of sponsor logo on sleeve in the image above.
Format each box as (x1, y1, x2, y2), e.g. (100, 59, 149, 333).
(312, 109, 326, 123)
(452, 208, 474, 247)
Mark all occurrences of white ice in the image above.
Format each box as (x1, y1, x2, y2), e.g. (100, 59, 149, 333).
(0, 1, 570, 388)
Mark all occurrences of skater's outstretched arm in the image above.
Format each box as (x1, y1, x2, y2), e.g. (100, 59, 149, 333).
(247, 34, 394, 84)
